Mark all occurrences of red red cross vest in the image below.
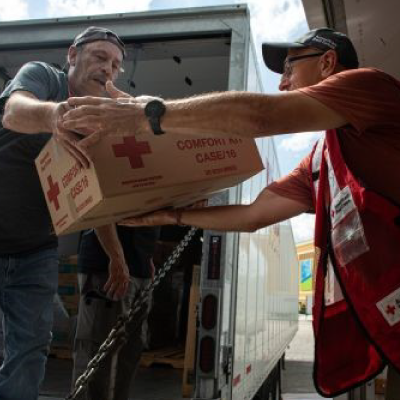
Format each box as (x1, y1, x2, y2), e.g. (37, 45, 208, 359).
(310, 129, 400, 397)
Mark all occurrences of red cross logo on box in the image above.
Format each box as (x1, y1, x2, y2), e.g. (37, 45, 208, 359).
(46, 175, 60, 211)
(112, 136, 152, 169)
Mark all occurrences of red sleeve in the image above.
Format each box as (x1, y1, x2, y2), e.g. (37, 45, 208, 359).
(267, 153, 313, 210)
(298, 68, 400, 133)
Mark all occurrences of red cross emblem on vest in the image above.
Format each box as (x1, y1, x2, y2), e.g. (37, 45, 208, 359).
(46, 175, 60, 211)
(386, 304, 396, 315)
(112, 137, 152, 169)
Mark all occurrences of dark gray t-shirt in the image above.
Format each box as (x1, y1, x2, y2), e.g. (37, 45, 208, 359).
(0, 61, 68, 255)
(78, 226, 160, 279)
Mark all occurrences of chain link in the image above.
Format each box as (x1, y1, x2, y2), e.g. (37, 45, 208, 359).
(66, 226, 198, 400)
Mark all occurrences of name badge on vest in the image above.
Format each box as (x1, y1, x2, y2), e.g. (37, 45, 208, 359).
(330, 186, 355, 228)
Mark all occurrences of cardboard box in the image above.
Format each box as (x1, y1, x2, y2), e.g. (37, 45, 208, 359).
(36, 134, 263, 235)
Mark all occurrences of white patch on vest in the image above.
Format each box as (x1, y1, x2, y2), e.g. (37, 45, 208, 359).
(376, 288, 400, 326)
(312, 138, 324, 173)
(330, 186, 356, 228)
(325, 148, 340, 199)
(312, 138, 324, 196)
(325, 256, 344, 305)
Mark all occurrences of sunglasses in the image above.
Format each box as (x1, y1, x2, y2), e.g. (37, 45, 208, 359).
(283, 52, 325, 78)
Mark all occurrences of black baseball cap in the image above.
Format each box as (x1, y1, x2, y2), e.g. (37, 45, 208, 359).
(73, 26, 126, 58)
(262, 28, 358, 74)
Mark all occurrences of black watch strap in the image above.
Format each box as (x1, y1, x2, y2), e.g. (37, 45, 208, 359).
(148, 117, 165, 135)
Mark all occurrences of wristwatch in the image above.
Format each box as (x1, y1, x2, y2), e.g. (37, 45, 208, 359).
(144, 99, 166, 135)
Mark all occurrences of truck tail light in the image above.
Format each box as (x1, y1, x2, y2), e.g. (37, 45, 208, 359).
(202, 294, 217, 330)
(199, 336, 215, 373)
(208, 236, 221, 279)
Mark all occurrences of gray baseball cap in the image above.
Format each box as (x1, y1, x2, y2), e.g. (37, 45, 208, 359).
(73, 26, 126, 58)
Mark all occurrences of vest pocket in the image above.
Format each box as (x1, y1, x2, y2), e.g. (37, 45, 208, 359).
(331, 207, 369, 266)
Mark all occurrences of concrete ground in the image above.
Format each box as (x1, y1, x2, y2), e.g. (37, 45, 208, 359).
(281, 316, 331, 400)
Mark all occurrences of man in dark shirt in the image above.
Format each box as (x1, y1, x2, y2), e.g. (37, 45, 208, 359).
(73, 226, 159, 400)
(0, 26, 129, 400)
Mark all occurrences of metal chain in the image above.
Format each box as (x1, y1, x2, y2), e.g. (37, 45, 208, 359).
(66, 226, 198, 400)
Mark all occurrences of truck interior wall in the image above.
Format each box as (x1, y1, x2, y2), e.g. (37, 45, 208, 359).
(0, 36, 231, 98)
(302, 0, 400, 80)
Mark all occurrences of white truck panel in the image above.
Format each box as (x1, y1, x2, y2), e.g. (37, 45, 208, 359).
(229, 39, 298, 400)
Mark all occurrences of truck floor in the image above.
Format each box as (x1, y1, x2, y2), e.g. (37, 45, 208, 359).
(39, 359, 185, 400)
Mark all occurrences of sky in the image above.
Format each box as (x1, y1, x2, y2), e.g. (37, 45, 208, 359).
(0, 0, 321, 243)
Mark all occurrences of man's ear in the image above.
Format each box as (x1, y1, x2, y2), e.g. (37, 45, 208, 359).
(320, 50, 338, 78)
(68, 46, 78, 67)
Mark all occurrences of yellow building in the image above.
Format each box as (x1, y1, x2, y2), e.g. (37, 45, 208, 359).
(296, 240, 315, 313)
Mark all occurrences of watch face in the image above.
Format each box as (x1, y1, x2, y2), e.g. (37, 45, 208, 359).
(145, 100, 165, 117)
(145, 99, 166, 135)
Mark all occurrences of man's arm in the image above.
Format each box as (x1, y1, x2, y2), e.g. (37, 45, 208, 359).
(63, 81, 348, 139)
(162, 90, 348, 138)
(120, 188, 309, 232)
(95, 224, 130, 300)
(3, 91, 62, 133)
(2, 91, 91, 168)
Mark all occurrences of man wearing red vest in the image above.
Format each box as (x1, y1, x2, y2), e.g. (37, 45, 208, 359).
(62, 28, 400, 399)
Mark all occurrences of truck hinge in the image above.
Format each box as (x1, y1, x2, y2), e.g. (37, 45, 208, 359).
(222, 344, 233, 383)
